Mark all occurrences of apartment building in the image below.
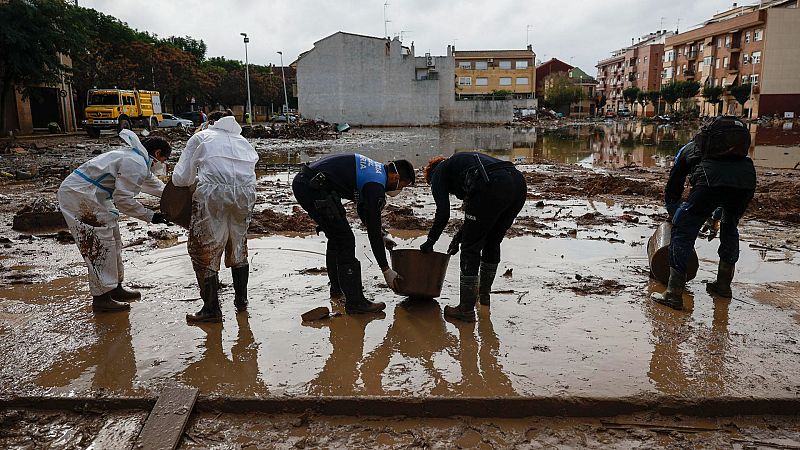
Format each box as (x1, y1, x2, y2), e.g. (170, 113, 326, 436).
(453, 46, 536, 99)
(535, 58, 573, 98)
(663, 0, 800, 117)
(597, 30, 673, 115)
(569, 68, 598, 117)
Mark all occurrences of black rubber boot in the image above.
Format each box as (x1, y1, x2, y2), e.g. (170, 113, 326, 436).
(652, 267, 685, 310)
(338, 262, 385, 314)
(92, 292, 130, 312)
(478, 262, 498, 306)
(327, 253, 343, 299)
(232, 265, 249, 312)
(187, 275, 222, 323)
(707, 261, 734, 298)
(444, 273, 478, 322)
(109, 284, 141, 301)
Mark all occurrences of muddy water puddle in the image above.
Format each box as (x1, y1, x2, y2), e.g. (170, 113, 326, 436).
(1, 220, 798, 400)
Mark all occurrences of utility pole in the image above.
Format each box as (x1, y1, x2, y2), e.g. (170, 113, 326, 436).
(240, 33, 252, 124)
(383, 1, 390, 38)
(526, 25, 533, 46)
(748, 57, 756, 119)
(277, 51, 290, 119)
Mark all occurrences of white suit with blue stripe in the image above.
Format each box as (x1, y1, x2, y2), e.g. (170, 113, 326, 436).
(58, 130, 165, 296)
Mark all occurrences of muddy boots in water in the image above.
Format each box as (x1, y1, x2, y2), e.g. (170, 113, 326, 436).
(338, 262, 385, 314)
(478, 263, 498, 306)
(444, 273, 478, 322)
(109, 284, 141, 301)
(187, 274, 222, 323)
(327, 256, 343, 300)
(652, 267, 685, 310)
(232, 265, 249, 312)
(92, 292, 131, 312)
(706, 261, 734, 298)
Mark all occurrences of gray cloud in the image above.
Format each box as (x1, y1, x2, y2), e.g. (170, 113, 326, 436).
(81, 0, 738, 74)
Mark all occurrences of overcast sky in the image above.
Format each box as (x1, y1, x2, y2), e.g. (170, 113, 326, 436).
(80, 0, 746, 73)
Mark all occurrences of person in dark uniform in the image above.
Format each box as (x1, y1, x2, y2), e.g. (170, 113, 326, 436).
(292, 153, 416, 314)
(654, 116, 756, 310)
(420, 153, 527, 322)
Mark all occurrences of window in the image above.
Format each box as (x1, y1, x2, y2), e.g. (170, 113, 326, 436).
(698, 61, 704, 71)
(745, 31, 751, 43)
(742, 74, 750, 83)
(754, 29, 763, 41)
(751, 74, 759, 86)
(644, 56, 648, 63)
(723, 57, 729, 68)
(475, 61, 488, 70)
(499, 77, 512, 86)
(458, 77, 472, 86)
(476, 77, 488, 86)
(704, 56, 713, 66)
(637, 58, 641, 64)
(515, 60, 528, 69)
(725, 36, 731, 47)
(716, 58, 721, 69)
(663, 67, 674, 79)
(516, 77, 529, 85)
(123, 96, 135, 105)
(743, 53, 750, 64)
(498, 61, 512, 69)
(717, 38, 722, 48)
(458, 61, 472, 69)
(752, 51, 761, 64)
(678, 48, 682, 56)
(699, 44, 704, 52)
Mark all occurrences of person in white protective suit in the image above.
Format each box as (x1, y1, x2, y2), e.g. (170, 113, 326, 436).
(58, 130, 172, 312)
(172, 112, 259, 323)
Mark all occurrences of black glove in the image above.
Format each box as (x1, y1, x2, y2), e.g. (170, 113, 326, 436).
(447, 239, 460, 255)
(152, 212, 170, 225)
(420, 240, 435, 253)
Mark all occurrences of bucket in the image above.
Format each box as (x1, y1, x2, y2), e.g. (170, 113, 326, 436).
(390, 249, 450, 298)
(160, 180, 192, 229)
(647, 221, 699, 284)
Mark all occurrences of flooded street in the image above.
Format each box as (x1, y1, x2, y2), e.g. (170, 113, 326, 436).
(1, 122, 799, 447)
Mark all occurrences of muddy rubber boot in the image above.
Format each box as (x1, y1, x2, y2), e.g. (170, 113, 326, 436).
(478, 263, 498, 306)
(444, 273, 478, 322)
(92, 292, 131, 312)
(338, 262, 386, 314)
(187, 275, 223, 323)
(109, 284, 141, 301)
(706, 261, 734, 298)
(232, 265, 249, 312)
(327, 252, 343, 299)
(651, 267, 685, 310)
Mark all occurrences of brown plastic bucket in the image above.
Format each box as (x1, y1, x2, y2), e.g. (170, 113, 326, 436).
(647, 221, 699, 284)
(159, 180, 192, 229)
(390, 249, 451, 298)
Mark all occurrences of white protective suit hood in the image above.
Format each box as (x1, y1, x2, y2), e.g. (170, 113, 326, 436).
(118, 129, 152, 166)
(209, 115, 243, 134)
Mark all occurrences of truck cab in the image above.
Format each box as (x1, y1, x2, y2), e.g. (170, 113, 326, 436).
(84, 89, 163, 137)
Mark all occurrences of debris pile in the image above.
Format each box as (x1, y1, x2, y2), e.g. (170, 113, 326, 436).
(241, 120, 341, 140)
(12, 198, 67, 232)
(248, 206, 316, 234)
(382, 205, 433, 230)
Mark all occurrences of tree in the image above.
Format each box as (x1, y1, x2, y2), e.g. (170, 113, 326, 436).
(660, 82, 680, 112)
(0, 0, 85, 131)
(729, 84, 752, 116)
(595, 94, 607, 114)
(163, 36, 207, 61)
(622, 87, 640, 112)
(701, 85, 724, 116)
(543, 73, 583, 115)
(676, 80, 700, 111)
(636, 91, 649, 116)
(646, 91, 662, 115)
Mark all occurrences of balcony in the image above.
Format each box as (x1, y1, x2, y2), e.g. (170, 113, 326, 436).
(686, 51, 698, 60)
(683, 69, 696, 79)
(726, 41, 742, 52)
(727, 63, 739, 73)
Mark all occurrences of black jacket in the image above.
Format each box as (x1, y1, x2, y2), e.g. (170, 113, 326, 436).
(665, 141, 757, 210)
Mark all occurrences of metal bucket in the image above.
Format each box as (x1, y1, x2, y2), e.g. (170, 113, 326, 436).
(647, 221, 699, 284)
(390, 249, 451, 298)
(159, 180, 192, 229)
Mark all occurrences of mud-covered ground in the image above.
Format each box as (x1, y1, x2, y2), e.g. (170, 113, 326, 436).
(1, 129, 799, 447)
(2, 408, 800, 449)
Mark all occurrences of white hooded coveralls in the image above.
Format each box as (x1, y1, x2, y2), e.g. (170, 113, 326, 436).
(58, 130, 165, 296)
(172, 116, 259, 279)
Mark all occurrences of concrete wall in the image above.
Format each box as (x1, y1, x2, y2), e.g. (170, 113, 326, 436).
(440, 99, 514, 124)
(297, 33, 441, 126)
(762, 8, 800, 95)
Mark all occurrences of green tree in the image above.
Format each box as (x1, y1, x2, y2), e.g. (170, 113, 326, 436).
(543, 73, 582, 115)
(622, 87, 640, 112)
(701, 85, 724, 116)
(729, 84, 752, 116)
(636, 91, 649, 116)
(646, 91, 662, 115)
(660, 82, 680, 112)
(0, 0, 85, 131)
(676, 80, 700, 111)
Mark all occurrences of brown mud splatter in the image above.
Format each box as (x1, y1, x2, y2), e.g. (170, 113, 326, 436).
(248, 206, 316, 234)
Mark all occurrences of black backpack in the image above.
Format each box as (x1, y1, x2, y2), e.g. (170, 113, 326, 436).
(693, 116, 751, 160)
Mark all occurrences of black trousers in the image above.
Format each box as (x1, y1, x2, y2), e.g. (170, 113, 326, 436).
(292, 172, 359, 286)
(460, 168, 527, 276)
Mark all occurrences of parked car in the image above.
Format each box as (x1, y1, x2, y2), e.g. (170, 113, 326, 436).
(271, 113, 297, 123)
(177, 111, 205, 126)
(618, 109, 631, 117)
(158, 113, 194, 128)
(604, 110, 616, 118)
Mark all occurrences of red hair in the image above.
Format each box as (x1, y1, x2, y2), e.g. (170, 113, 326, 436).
(424, 155, 447, 183)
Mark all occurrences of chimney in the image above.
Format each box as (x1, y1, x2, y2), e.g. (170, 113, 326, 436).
(527, 44, 532, 51)
(733, 2, 737, 6)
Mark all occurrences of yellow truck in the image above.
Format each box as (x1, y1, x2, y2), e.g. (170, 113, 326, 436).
(83, 89, 163, 137)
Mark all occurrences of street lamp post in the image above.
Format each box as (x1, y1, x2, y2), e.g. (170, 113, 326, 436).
(241, 33, 252, 124)
(747, 57, 756, 119)
(277, 51, 290, 122)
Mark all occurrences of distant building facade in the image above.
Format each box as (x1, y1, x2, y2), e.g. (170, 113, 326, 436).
(296, 32, 516, 126)
(663, 0, 800, 117)
(453, 47, 536, 99)
(535, 58, 573, 98)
